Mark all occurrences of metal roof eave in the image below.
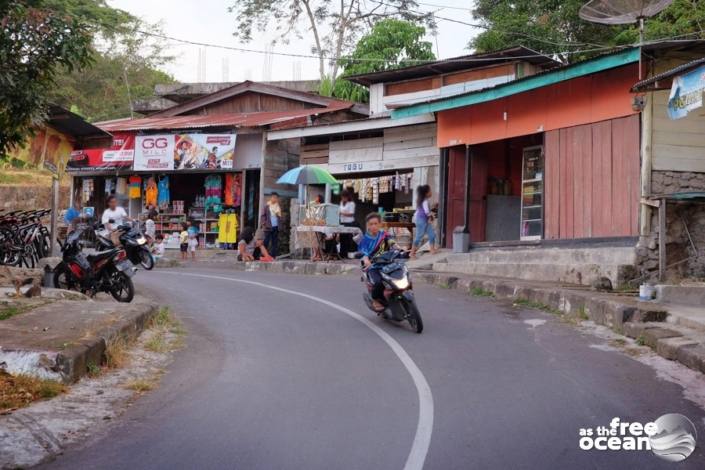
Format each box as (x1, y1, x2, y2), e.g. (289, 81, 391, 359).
(391, 48, 640, 119)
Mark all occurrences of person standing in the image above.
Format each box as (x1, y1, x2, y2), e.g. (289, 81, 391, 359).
(262, 192, 281, 258)
(410, 184, 437, 259)
(179, 222, 189, 261)
(187, 220, 199, 261)
(339, 189, 357, 259)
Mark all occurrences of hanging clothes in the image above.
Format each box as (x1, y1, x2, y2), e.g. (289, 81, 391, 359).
(128, 176, 142, 199)
(157, 176, 170, 210)
(224, 173, 234, 206)
(116, 177, 128, 196)
(145, 177, 158, 207)
(204, 174, 222, 212)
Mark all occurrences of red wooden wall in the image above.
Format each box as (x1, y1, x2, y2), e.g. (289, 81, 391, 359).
(445, 146, 466, 246)
(544, 114, 640, 239)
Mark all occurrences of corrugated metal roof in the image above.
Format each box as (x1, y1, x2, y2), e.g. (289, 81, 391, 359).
(345, 46, 560, 86)
(631, 57, 705, 92)
(96, 104, 353, 132)
(391, 47, 641, 119)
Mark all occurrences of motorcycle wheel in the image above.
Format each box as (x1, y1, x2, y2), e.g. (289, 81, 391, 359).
(109, 271, 135, 303)
(140, 250, 155, 270)
(402, 297, 424, 334)
(53, 263, 77, 291)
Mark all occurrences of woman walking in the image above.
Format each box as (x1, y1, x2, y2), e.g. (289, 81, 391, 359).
(410, 185, 437, 259)
(338, 189, 357, 258)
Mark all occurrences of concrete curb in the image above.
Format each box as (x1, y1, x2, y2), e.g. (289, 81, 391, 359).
(159, 258, 357, 276)
(414, 271, 705, 376)
(52, 303, 158, 383)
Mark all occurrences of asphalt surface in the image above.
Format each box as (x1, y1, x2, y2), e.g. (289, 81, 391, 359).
(43, 267, 705, 470)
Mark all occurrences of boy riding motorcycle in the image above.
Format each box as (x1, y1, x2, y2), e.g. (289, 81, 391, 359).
(359, 212, 396, 312)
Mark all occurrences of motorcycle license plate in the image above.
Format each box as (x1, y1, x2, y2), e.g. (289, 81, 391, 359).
(116, 260, 136, 276)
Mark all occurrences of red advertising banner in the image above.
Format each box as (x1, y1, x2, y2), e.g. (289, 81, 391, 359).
(68, 132, 135, 171)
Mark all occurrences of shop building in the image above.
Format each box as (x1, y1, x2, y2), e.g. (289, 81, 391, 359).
(391, 41, 705, 287)
(69, 81, 364, 250)
(267, 47, 558, 225)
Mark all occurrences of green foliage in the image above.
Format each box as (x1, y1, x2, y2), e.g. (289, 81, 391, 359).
(332, 19, 435, 102)
(229, 1, 435, 81)
(0, 1, 93, 155)
(470, 0, 705, 62)
(49, 53, 174, 122)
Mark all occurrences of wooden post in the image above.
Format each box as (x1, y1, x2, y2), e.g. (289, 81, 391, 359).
(50, 176, 60, 257)
(658, 198, 666, 282)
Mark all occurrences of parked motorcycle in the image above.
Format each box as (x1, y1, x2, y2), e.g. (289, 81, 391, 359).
(54, 226, 137, 302)
(96, 220, 154, 270)
(362, 249, 424, 333)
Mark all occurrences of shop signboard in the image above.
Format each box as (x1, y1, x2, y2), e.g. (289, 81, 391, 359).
(68, 132, 135, 171)
(668, 64, 705, 120)
(174, 133, 237, 170)
(134, 135, 174, 171)
(133, 133, 237, 171)
(9, 126, 74, 175)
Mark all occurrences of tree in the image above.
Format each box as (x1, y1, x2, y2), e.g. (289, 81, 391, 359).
(0, 0, 138, 155)
(229, 0, 434, 86)
(470, 0, 705, 62)
(332, 19, 435, 102)
(49, 53, 174, 122)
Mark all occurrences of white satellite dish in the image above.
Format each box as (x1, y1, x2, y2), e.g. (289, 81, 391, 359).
(579, 0, 674, 78)
(579, 0, 674, 25)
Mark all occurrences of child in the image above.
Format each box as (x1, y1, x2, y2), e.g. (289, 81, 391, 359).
(179, 222, 189, 260)
(187, 220, 199, 260)
(359, 212, 396, 312)
(152, 234, 166, 262)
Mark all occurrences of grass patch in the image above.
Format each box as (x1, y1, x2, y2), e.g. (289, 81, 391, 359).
(514, 298, 562, 315)
(149, 307, 185, 335)
(0, 372, 67, 412)
(0, 304, 34, 321)
(105, 335, 131, 369)
(437, 282, 452, 289)
(145, 331, 169, 353)
(610, 338, 627, 347)
(124, 379, 156, 392)
(577, 307, 589, 321)
(636, 335, 646, 346)
(86, 362, 102, 378)
(470, 287, 494, 297)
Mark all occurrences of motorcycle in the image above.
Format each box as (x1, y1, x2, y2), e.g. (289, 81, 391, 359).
(54, 225, 137, 302)
(96, 220, 154, 270)
(362, 249, 424, 333)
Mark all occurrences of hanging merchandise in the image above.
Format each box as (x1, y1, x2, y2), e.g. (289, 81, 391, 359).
(116, 177, 128, 196)
(145, 177, 158, 207)
(82, 178, 94, 203)
(372, 178, 379, 205)
(104, 177, 115, 196)
(128, 175, 142, 199)
(204, 174, 222, 213)
(224, 173, 242, 207)
(217, 212, 238, 245)
(157, 176, 170, 210)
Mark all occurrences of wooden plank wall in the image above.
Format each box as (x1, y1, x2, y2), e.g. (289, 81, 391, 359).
(651, 90, 705, 172)
(300, 143, 329, 165)
(329, 137, 383, 164)
(382, 123, 437, 161)
(544, 114, 640, 239)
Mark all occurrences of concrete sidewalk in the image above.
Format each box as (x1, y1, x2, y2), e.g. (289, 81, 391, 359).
(414, 270, 705, 377)
(0, 293, 157, 383)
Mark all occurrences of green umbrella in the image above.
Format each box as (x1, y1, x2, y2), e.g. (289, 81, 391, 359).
(276, 165, 339, 185)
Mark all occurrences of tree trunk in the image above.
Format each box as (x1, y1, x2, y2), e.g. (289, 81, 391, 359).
(302, 0, 326, 81)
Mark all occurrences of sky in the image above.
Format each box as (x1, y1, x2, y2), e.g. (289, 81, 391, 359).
(108, 0, 482, 83)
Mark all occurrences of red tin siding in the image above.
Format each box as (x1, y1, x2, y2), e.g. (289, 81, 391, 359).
(544, 114, 640, 239)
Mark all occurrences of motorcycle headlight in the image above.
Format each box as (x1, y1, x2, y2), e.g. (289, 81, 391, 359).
(391, 277, 410, 290)
(136, 237, 147, 245)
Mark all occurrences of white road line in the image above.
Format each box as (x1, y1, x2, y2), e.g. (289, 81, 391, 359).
(159, 271, 434, 470)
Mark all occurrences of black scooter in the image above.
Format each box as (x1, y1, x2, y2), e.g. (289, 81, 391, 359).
(54, 225, 137, 302)
(96, 220, 155, 270)
(362, 250, 424, 333)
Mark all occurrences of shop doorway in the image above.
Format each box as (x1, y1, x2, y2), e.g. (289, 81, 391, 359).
(444, 134, 544, 247)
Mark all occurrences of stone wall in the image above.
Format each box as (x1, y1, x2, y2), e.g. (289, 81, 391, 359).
(636, 171, 705, 280)
(0, 185, 69, 212)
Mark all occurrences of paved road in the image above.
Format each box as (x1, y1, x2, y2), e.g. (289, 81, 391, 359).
(45, 267, 705, 469)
